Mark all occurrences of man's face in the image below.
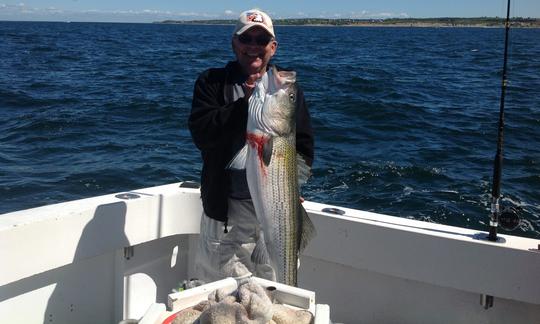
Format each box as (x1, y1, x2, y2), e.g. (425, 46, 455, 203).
(232, 27, 277, 76)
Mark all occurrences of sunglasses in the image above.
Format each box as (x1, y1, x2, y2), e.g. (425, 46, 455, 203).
(237, 33, 273, 46)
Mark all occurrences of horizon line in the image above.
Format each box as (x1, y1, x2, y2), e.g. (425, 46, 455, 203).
(1, 16, 539, 24)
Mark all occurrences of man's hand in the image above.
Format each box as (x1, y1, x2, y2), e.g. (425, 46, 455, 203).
(243, 72, 262, 99)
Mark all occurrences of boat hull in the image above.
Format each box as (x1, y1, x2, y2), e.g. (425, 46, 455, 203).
(1, 183, 539, 323)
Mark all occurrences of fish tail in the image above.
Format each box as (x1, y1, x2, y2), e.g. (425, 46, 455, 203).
(298, 204, 316, 253)
(251, 230, 270, 265)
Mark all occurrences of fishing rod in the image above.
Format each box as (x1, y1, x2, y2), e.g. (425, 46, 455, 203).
(481, 0, 520, 310)
(487, 0, 513, 242)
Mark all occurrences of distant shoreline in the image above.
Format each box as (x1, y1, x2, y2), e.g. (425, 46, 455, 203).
(158, 17, 540, 28)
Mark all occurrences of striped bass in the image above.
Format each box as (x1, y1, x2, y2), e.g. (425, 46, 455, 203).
(230, 66, 315, 286)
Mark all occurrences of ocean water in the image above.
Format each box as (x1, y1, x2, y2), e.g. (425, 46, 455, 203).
(0, 22, 539, 239)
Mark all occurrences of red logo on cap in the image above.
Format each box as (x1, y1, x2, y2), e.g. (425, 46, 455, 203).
(246, 12, 264, 23)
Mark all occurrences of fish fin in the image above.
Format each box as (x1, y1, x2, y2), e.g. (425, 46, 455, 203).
(251, 231, 270, 265)
(296, 153, 312, 187)
(226, 144, 248, 170)
(262, 137, 273, 166)
(298, 204, 316, 253)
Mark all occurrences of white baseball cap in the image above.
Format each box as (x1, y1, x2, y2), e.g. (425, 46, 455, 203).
(232, 9, 275, 38)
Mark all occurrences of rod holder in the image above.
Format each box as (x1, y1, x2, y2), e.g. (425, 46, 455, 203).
(480, 294, 494, 309)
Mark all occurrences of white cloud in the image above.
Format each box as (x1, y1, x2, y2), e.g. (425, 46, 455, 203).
(347, 10, 409, 19)
(0, 5, 410, 22)
(77, 8, 218, 18)
(46, 7, 63, 13)
(0, 2, 223, 21)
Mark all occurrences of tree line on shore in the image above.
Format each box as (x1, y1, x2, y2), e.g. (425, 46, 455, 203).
(159, 17, 540, 28)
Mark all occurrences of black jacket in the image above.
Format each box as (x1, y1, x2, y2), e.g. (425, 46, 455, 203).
(188, 61, 314, 222)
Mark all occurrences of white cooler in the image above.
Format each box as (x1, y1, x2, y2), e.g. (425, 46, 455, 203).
(136, 277, 330, 324)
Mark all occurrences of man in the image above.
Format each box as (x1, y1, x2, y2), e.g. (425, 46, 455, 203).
(188, 9, 314, 282)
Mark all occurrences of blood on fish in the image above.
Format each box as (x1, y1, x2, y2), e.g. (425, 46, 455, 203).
(246, 132, 269, 177)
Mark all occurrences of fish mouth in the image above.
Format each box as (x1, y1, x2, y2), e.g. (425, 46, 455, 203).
(277, 70, 296, 79)
(272, 66, 296, 88)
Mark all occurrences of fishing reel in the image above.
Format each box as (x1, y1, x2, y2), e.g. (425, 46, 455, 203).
(498, 205, 521, 231)
(481, 202, 521, 243)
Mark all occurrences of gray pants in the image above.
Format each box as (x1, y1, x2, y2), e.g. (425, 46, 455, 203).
(195, 199, 275, 282)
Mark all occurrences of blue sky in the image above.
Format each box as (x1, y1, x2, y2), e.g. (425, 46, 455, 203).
(1, 0, 539, 22)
